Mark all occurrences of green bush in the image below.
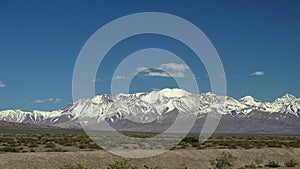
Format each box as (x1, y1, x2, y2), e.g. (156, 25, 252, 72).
(210, 152, 237, 169)
(238, 163, 261, 169)
(28, 143, 38, 148)
(0, 146, 19, 152)
(87, 143, 101, 149)
(254, 157, 263, 166)
(44, 142, 56, 148)
(265, 161, 280, 168)
(177, 163, 189, 169)
(245, 163, 258, 169)
(107, 160, 138, 169)
(78, 144, 88, 149)
(48, 147, 67, 152)
(284, 159, 297, 167)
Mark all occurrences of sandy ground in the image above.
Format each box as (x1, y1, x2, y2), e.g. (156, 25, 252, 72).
(0, 148, 299, 169)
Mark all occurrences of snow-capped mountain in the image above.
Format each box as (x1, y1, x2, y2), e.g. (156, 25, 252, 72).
(0, 88, 299, 134)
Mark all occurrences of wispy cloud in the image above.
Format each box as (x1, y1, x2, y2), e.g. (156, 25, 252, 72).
(0, 81, 6, 88)
(146, 71, 186, 78)
(55, 98, 62, 102)
(137, 67, 151, 72)
(159, 63, 189, 72)
(113, 75, 128, 80)
(146, 72, 171, 77)
(137, 63, 189, 78)
(35, 98, 62, 104)
(34, 100, 44, 103)
(250, 71, 265, 76)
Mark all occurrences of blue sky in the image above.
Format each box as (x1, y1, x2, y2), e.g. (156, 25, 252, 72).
(0, 0, 300, 111)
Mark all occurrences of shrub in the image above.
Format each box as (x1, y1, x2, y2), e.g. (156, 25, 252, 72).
(59, 164, 88, 169)
(87, 143, 101, 149)
(238, 163, 261, 169)
(285, 159, 297, 167)
(178, 163, 189, 169)
(228, 144, 237, 149)
(44, 142, 56, 148)
(245, 163, 258, 169)
(107, 160, 138, 169)
(78, 144, 88, 149)
(182, 136, 198, 143)
(0, 146, 19, 152)
(265, 161, 280, 168)
(51, 147, 67, 152)
(254, 157, 263, 166)
(64, 142, 73, 147)
(28, 143, 38, 148)
(210, 152, 237, 169)
(266, 141, 281, 148)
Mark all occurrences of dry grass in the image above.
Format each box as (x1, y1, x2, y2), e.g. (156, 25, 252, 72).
(1, 128, 299, 168)
(0, 148, 299, 169)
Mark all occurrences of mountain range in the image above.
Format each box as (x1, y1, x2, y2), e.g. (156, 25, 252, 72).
(0, 88, 299, 135)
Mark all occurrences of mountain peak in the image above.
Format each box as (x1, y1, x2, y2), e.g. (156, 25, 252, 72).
(155, 88, 190, 98)
(281, 93, 297, 100)
(239, 95, 260, 103)
(1, 88, 300, 131)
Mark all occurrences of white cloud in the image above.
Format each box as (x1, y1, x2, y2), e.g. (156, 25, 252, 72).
(146, 72, 172, 77)
(250, 71, 265, 76)
(168, 72, 186, 78)
(55, 98, 62, 103)
(159, 63, 189, 72)
(145, 71, 186, 78)
(137, 63, 189, 78)
(137, 67, 151, 72)
(0, 81, 6, 88)
(113, 75, 128, 80)
(35, 98, 62, 104)
(48, 98, 54, 102)
(35, 100, 44, 103)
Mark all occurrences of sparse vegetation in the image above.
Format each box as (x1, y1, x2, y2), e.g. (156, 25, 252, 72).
(107, 160, 138, 169)
(284, 159, 297, 167)
(172, 135, 300, 150)
(59, 164, 88, 169)
(265, 161, 280, 168)
(238, 163, 263, 169)
(1, 127, 300, 153)
(0, 128, 102, 153)
(210, 152, 237, 169)
(0, 127, 300, 169)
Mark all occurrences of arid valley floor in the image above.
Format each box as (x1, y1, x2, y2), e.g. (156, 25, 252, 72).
(0, 127, 300, 168)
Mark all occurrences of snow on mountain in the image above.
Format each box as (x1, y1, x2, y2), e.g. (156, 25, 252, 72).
(0, 88, 300, 127)
(0, 109, 64, 124)
(272, 94, 300, 116)
(67, 88, 196, 124)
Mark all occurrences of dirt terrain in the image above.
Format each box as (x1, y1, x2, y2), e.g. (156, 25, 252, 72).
(1, 127, 299, 168)
(0, 148, 299, 169)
